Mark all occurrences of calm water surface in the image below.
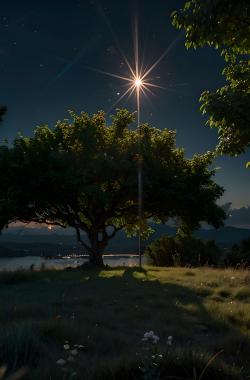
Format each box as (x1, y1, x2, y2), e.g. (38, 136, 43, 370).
(0, 255, 147, 271)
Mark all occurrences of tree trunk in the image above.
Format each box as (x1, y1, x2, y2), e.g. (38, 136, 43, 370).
(89, 251, 104, 267)
(88, 229, 107, 267)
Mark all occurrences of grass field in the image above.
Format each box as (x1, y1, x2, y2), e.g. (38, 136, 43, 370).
(0, 266, 250, 379)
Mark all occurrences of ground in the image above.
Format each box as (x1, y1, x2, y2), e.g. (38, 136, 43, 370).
(0, 266, 250, 379)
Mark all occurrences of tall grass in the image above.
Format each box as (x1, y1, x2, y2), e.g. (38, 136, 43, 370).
(0, 270, 36, 285)
(0, 266, 249, 379)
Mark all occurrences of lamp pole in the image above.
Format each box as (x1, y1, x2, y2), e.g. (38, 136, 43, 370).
(136, 80, 142, 267)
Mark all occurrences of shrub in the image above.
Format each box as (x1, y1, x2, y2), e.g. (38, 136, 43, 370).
(146, 235, 221, 267)
(225, 238, 250, 267)
(146, 236, 179, 267)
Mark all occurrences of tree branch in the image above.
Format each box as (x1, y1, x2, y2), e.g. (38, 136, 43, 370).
(106, 225, 124, 240)
(19, 218, 66, 229)
(75, 227, 91, 252)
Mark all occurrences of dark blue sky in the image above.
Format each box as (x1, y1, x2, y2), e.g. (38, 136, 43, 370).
(1, 0, 249, 208)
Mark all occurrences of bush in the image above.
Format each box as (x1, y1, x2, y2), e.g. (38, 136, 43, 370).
(225, 238, 250, 267)
(146, 235, 221, 267)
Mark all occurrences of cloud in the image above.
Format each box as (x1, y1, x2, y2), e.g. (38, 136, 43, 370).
(224, 205, 250, 229)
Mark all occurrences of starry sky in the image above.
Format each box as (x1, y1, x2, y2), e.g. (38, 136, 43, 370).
(1, 0, 249, 208)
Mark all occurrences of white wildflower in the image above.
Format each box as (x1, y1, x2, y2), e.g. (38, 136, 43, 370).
(167, 336, 173, 346)
(64, 344, 70, 350)
(142, 331, 160, 344)
(74, 344, 85, 349)
(144, 331, 155, 339)
(56, 358, 66, 366)
(152, 335, 160, 344)
(70, 349, 78, 356)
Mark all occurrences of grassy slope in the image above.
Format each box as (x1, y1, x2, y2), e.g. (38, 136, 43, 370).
(0, 266, 250, 379)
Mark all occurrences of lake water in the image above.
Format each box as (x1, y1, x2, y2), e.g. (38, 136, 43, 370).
(0, 255, 147, 271)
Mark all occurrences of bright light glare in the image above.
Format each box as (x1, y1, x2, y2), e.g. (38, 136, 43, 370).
(86, 19, 178, 114)
(135, 78, 142, 88)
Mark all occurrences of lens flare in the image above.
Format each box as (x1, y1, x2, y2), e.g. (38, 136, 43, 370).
(135, 78, 142, 88)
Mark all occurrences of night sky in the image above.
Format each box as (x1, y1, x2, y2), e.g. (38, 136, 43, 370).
(1, 0, 249, 208)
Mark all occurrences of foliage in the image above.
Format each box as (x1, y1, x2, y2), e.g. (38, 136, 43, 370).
(171, 1, 250, 156)
(200, 61, 250, 156)
(140, 331, 162, 380)
(225, 237, 250, 267)
(0, 109, 225, 266)
(146, 234, 221, 267)
(171, 1, 249, 60)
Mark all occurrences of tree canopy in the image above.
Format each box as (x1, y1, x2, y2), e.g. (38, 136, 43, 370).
(171, 0, 250, 158)
(0, 109, 225, 266)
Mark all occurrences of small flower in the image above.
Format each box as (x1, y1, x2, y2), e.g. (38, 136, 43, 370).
(167, 336, 173, 346)
(142, 331, 160, 344)
(56, 358, 66, 366)
(152, 336, 159, 344)
(70, 349, 78, 356)
(146, 331, 153, 338)
(74, 344, 85, 349)
(64, 344, 70, 350)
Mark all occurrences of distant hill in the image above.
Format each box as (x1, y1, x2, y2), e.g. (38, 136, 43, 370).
(195, 226, 250, 246)
(0, 225, 250, 257)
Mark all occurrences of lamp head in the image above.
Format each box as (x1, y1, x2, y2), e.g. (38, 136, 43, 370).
(135, 78, 142, 88)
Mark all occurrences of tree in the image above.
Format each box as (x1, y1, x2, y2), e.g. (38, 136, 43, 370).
(171, 1, 250, 157)
(0, 109, 225, 266)
(226, 237, 250, 266)
(146, 234, 221, 267)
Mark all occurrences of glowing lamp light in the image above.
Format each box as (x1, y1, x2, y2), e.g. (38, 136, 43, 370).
(134, 78, 142, 88)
